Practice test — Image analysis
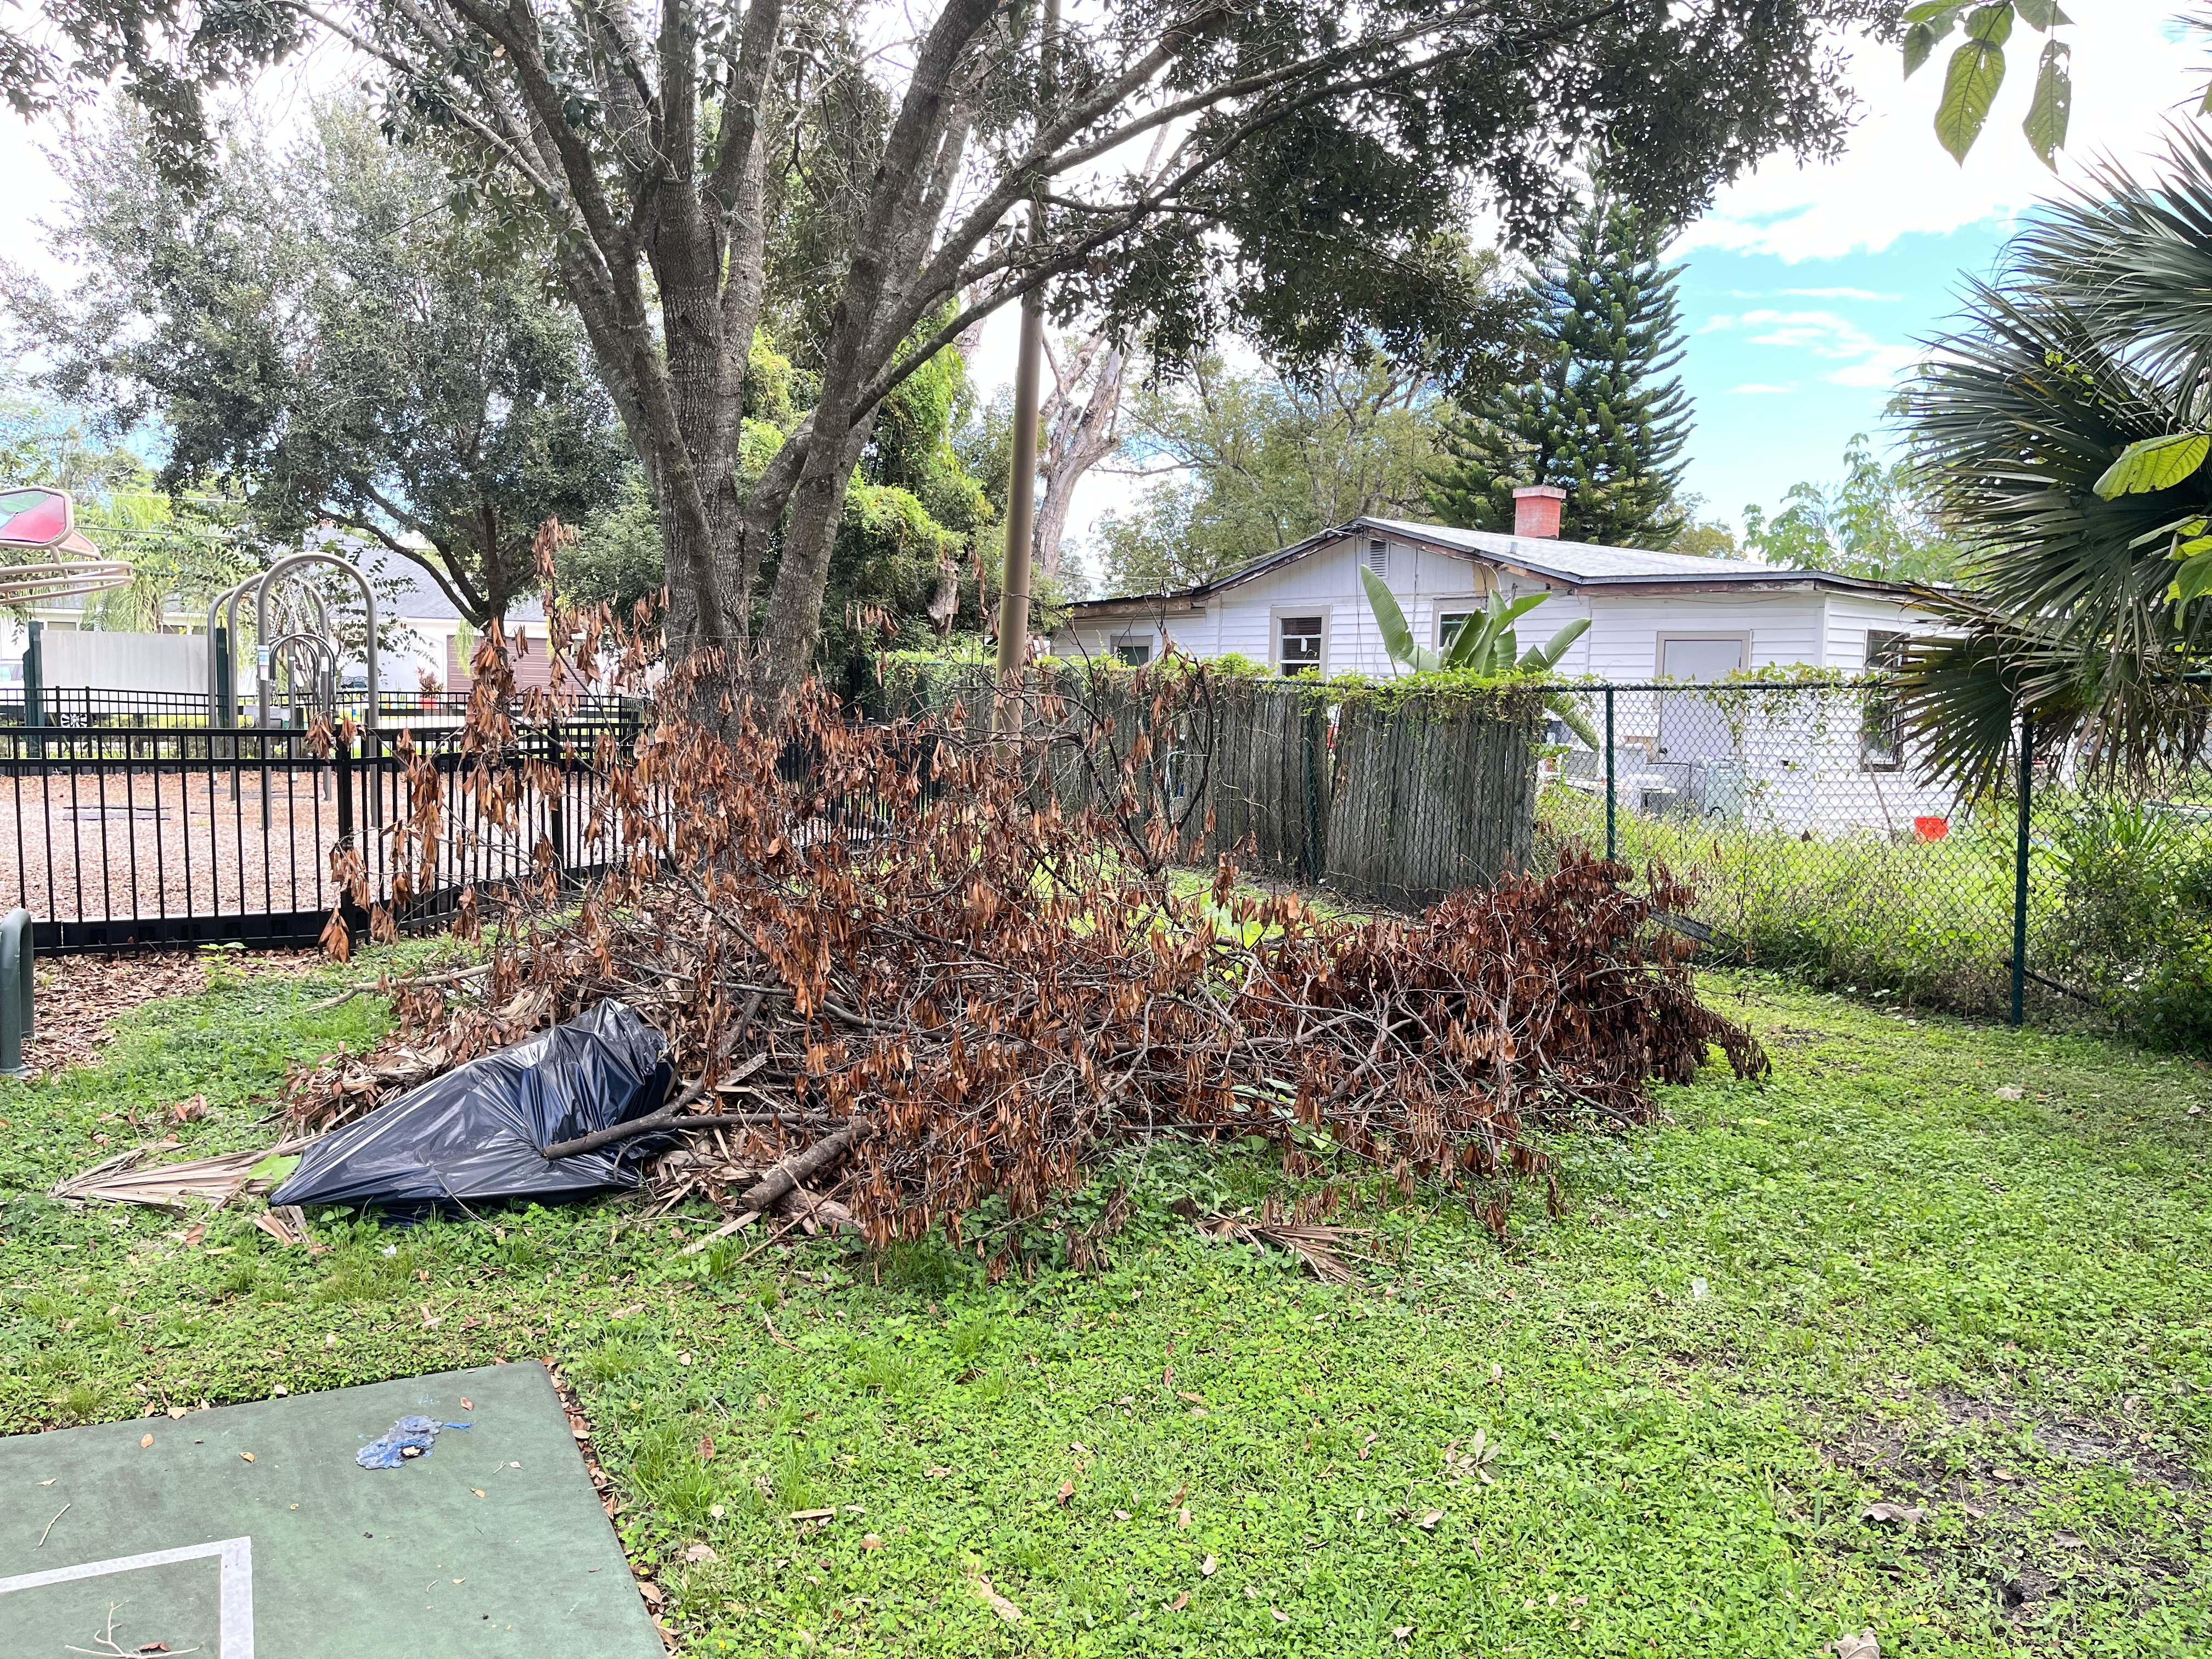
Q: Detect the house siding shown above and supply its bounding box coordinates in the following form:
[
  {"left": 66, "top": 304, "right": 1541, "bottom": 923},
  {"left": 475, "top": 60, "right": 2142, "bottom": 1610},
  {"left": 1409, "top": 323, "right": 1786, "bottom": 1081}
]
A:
[
  {"left": 1051, "top": 527, "right": 1967, "bottom": 837},
  {"left": 1053, "top": 532, "right": 1930, "bottom": 682}
]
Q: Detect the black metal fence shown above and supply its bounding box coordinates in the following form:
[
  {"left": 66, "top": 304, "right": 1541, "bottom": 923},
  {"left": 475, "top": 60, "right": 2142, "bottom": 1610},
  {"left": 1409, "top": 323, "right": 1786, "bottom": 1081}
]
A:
[
  {"left": 1538, "top": 680, "right": 2212, "bottom": 1050},
  {"left": 0, "top": 710, "right": 647, "bottom": 951},
  {"left": 0, "top": 687, "right": 639, "bottom": 729}
]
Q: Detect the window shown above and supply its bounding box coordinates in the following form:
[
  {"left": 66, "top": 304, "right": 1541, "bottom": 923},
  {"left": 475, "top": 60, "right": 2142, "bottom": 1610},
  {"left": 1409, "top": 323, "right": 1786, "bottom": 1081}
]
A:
[
  {"left": 1861, "top": 629, "right": 1907, "bottom": 772},
  {"left": 1363, "top": 539, "right": 1391, "bottom": 579},
  {"left": 1278, "top": 614, "right": 1324, "bottom": 676},
  {"left": 1655, "top": 635, "right": 1750, "bottom": 763},
  {"left": 1113, "top": 639, "right": 1152, "bottom": 667},
  {"left": 1438, "top": 611, "right": 1473, "bottom": 651}
]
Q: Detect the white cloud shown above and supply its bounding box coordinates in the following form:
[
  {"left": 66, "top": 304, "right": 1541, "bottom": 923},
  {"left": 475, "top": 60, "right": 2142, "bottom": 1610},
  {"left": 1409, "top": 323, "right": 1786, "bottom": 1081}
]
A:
[
  {"left": 1729, "top": 308, "right": 1880, "bottom": 357},
  {"left": 1674, "top": 8, "right": 2205, "bottom": 262},
  {"left": 1726, "top": 382, "right": 1799, "bottom": 395},
  {"left": 1824, "top": 346, "right": 1925, "bottom": 389},
  {"left": 1702, "top": 309, "right": 1923, "bottom": 394},
  {"left": 1779, "top": 286, "right": 1905, "bottom": 301}
]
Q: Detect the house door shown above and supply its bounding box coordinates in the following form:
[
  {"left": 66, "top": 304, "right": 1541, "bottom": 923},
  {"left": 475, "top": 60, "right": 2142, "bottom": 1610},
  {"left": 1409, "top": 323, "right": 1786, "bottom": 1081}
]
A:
[{"left": 1657, "top": 636, "right": 1745, "bottom": 766}]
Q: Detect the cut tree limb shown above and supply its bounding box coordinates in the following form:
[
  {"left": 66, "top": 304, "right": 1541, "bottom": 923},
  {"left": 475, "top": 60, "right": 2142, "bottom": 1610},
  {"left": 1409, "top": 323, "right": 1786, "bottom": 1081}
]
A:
[
  {"left": 737, "top": 1120, "right": 869, "bottom": 1215},
  {"left": 312, "top": 963, "right": 492, "bottom": 1011},
  {"left": 676, "top": 1121, "right": 871, "bottom": 1254},
  {"left": 539, "top": 1048, "right": 772, "bottom": 1160}
]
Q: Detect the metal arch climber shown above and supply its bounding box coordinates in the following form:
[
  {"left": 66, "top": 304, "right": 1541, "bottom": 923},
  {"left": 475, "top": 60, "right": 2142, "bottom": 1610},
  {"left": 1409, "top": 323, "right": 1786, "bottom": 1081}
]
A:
[
  {"left": 204, "top": 552, "right": 380, "bottom": 738},
  {"left": 204, "top": 552, "right": 384, "bottom": 829}
]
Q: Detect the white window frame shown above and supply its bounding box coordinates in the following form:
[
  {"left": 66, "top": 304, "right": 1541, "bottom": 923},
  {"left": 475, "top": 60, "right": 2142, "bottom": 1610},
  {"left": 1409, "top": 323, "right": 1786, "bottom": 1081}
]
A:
[
  {"left": 1271, "top": 607, "right": 1329, "bottom": 676},
  {"left": 1654, "top": 631, "right": 1753, "bottom": 681},
  {"left": 1110, "top": 630, "right": 1155, "bottom": 667},
  {"left": 1431, "top": 596, "right": 1486, "bottom": 654},
  {"left": 1860, "top": 628, "right": 1909, "bottom": 772}
]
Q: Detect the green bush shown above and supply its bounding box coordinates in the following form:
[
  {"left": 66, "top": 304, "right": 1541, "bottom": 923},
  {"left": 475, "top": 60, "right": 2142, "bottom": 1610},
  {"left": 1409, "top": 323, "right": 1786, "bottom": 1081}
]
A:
[{"left": 2040, "top": 800, "right": 2212, "bottom": 1048}]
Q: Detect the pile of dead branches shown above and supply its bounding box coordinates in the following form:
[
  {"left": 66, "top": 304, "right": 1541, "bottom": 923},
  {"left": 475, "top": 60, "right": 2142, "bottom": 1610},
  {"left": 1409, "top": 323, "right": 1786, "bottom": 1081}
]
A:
[{"left": 293, "top": 652, "right": 1765, "bottom": 1246}]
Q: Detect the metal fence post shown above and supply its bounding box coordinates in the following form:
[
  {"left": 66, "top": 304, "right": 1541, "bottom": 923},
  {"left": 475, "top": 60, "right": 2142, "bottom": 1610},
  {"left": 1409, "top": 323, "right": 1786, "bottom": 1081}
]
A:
[
  {"left": 1604, "top": 684, "right": 1616, "bottom": 864},
  {"left": 2011, "top": 716, "right": 2033, "bottom": 1028},
  {"left": 0, "top": 907, "right": 33, "bottom": 1077},
  {"left": 23, "top": 619, "right": 42, "bottom": 753}
]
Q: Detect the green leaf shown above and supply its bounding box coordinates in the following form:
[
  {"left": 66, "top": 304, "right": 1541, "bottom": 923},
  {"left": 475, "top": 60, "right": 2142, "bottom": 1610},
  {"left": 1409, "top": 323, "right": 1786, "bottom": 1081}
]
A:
[
  {"left": 2171, "top": 551, "right": 2212, "bottom": 607},
  {"left": 1547, "top": 693, "right": 1602, "bottom": 751},
  {"left": 1903, "top": 8, "right": 1963, "bottom": 77},
  {"left": 1441, "top": 607, "right": 1493, "bottom": 671},
  {"left": 1517, "top": 617, "right": 1592, "bottom": 674},
  {"left": 1936, "top": 7, "right": 2014, "bottom": 163},
  {"left": 2012, "top": 0, "right": 2063, "bottom": 29},
  {"left": 1904, "top": 22, "right": 1940, "bottom": 77},
  {"left": 1901, "top": 0, "right": 1966, "bottom": 20},
  {"left": 1490, "top": 594, "right": 1548, "bottom": 631},
  {"left": 2093, "top": 431, "right": 2212, "bottom": 499},
  {"left": 1359, "top": 565, "right": 1437, "bottom": 673},
  {"left": 2022, "top": 38, "right": 2071, "bottom": 168}
]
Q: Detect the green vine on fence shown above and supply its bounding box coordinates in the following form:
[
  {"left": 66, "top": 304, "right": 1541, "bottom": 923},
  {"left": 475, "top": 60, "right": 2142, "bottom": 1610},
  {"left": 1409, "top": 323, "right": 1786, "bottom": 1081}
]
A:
[{"left": 881, "top": 648, "right": 1553, "bottom": 727}]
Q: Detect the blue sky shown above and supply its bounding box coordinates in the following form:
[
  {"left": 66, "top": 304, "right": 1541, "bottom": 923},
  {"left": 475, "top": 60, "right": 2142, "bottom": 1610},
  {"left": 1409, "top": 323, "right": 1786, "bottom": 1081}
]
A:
[
  {"left": 1671, "top": 227, "right": 2011, "bottom": 529},
  {"left": 2, "top": 8, "right": 2205, "bottom": 557},
  {"left": 1663, "top": 5, "right": 2205, "bottom": 538}
]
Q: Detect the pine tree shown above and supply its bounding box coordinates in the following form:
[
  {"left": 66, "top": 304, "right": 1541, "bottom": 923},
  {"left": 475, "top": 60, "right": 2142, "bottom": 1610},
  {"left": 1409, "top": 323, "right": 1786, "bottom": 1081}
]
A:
[{"left": 1424, "top": 195, "right": 1693, "bottom": 548}]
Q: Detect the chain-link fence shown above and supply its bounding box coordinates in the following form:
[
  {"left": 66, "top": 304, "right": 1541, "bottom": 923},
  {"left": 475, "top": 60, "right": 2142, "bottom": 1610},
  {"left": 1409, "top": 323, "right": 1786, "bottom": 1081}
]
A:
[{"left": 1538, "top": 680, "right": 2212, "bottom": 1049}]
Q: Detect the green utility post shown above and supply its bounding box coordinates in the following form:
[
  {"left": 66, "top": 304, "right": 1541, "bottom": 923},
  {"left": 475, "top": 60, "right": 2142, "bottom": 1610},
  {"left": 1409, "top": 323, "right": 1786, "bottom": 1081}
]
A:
[
  {"left": 2010, "top": 717, "right": 2033, "bottom": 1028},
  {"left": 0, "top": 906, "right": 34, "bottom": 1077},
  {"left": 213, "top": 623, "right": 232, "bottom": 725},
  {"left": 22, "top": 618, "right": 42, "bottom": 743},
  {"left": 1604, "top": 685, "right": 1616, "bottom": 863}
]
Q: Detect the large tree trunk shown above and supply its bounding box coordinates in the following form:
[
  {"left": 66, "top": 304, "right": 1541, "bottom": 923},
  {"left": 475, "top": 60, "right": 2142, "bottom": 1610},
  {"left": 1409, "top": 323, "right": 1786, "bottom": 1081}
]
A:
[{"left": 1034, "top": 340, "right": 1126, "bottom": 583}]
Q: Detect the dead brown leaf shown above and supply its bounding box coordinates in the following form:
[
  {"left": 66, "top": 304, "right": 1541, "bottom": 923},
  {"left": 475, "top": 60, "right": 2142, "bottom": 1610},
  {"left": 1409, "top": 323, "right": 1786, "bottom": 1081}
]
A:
[
  {"left": 1861, "top": 1501, "right": 1925, "bottom": 1525},
  {"left": 968, "top": 1568, "right": 1022, "bottom": 1623}
]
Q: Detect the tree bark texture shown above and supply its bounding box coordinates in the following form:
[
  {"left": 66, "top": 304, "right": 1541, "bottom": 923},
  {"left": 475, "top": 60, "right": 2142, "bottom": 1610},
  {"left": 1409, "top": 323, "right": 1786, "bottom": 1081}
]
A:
[{"left": 283, "top": 0, "right": 1843, "bottom": 699}]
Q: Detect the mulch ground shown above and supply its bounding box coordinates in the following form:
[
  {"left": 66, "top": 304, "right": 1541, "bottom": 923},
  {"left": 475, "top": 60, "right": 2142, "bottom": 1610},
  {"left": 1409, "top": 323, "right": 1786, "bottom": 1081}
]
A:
[{"left": 22, "top": 949, "right": 328, "bottom": 1077}]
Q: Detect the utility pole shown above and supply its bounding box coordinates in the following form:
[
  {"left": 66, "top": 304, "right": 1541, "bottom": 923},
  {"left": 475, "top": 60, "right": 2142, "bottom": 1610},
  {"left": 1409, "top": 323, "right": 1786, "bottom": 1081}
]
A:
[{"left": 993, "top": 0, "right": 1059, "bottom": 736}]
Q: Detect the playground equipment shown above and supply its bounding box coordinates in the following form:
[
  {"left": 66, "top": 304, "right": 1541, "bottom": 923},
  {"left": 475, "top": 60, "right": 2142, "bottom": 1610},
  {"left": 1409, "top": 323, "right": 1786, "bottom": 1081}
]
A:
[
  {"left": 204, "top": 552, "right": 380, "bottom": 735},
  {"left": 204, "top": 552, "right": 382, "bottom": 828},
  {"left": 0, "top": 487, "right": 133, "bottom": 606}
]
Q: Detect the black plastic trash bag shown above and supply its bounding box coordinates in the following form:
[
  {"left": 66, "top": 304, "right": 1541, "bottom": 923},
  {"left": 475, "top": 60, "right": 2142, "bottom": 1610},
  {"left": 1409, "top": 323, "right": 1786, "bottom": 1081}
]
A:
[{"left": 273, "top": 1000, "right": 675, "bottom": 1211}]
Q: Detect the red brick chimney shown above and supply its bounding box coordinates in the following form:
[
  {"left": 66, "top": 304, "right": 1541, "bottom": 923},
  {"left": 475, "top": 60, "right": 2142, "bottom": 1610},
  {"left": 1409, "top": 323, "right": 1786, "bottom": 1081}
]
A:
[{"left": 1513, "top": 484, "right": 1566, "bottom": 539}]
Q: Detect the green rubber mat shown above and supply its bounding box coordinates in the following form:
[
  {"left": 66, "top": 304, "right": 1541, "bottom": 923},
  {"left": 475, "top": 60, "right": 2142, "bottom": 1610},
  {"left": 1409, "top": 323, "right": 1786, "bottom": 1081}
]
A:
[{"left": 0, "top": 1361, "right": 664, "bottom": 1657}]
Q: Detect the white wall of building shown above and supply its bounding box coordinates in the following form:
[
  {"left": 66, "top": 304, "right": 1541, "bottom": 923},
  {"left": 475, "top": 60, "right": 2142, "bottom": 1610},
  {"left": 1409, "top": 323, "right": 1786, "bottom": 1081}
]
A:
[
  {"left": 41, "top": 629, "right": 210, "bottom": 694},
  {"left": 1052, "top": 530, "right": 1961, "bottom": 836},
  {"left": 1053, "top": 532, "right": 1932, "bottom": 682}
]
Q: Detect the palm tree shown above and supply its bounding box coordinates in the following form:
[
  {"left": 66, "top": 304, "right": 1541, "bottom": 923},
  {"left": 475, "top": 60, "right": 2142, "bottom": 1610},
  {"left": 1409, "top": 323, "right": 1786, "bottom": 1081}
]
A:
[{"left": 1897, "top": 127, "right": 2212, "bottom": 789}]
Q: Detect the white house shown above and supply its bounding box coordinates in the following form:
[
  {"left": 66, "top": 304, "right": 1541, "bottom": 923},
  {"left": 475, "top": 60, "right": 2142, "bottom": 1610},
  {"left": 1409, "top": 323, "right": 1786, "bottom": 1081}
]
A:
[{"left": 1053, "top": 487, "right": 1961, "bottom": 836}]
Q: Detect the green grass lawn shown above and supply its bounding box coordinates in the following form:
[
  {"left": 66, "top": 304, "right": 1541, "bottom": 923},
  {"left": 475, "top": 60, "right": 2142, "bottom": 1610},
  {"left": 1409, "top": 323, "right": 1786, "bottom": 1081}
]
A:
[{"left": 3, "top": 954, "right": 2209, "bottom": 1656}]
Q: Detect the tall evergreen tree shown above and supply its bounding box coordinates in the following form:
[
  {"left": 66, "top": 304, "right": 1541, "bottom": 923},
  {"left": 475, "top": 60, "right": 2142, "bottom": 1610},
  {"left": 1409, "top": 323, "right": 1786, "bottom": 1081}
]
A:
[{"left": 1424, "top": 196, "right": 1694, "bottom": 548}]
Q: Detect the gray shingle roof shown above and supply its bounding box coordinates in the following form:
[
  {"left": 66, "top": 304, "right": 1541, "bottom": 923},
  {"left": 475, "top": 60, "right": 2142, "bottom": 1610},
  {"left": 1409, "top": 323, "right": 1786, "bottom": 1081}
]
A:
[
  {"left": 1359, "top": 518, "right": 1799, "bottom": 582},
  {"left": 1067, "top": 516, "right": 1917, "bottom": 615}
]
